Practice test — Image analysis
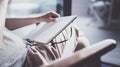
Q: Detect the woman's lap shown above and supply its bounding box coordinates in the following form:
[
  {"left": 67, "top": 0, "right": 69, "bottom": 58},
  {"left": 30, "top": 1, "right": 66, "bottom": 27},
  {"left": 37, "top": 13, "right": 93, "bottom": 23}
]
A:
[{"left": 23, "top": 24, "right": 89, "bottom": 67}]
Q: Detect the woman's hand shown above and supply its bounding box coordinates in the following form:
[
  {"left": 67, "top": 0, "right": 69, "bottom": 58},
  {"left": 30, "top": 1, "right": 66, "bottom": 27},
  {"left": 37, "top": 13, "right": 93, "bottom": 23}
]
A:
[
  {"left": 6, "top": 11, "right": 60, "bottom": 30},
  {"left": 36, "top": 11, "right": 60, "bottom": 22}
]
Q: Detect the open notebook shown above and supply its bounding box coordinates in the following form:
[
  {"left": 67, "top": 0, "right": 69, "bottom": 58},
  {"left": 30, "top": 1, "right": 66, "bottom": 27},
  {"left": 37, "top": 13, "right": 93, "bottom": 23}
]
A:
[{"left": 24, "top": 16, "right": 77, "bottom": 44}]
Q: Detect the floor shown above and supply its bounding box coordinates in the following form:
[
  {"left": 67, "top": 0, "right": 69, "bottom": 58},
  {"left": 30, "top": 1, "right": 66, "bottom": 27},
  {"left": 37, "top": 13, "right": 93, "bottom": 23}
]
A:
[{"left": 72, "top": 0, "right": 120, "bottom": 67}]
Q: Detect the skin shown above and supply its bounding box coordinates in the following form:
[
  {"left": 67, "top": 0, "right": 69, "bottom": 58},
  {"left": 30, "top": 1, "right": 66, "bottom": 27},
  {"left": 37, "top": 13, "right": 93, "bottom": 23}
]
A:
[{"left": 6, "top": 11, "right": 60, "bottom": 30}]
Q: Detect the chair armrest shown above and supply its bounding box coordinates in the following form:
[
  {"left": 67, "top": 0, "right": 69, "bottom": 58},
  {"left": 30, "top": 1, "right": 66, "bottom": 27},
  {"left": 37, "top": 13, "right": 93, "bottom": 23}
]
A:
[{"left": 44, "top": 39, "right": 116, "bottom": 67}]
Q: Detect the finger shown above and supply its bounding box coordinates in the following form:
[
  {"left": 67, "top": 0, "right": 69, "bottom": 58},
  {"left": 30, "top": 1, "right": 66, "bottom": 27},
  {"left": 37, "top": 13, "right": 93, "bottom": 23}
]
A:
[
  {"left": 49, "top": 14, "right": 60, "bottom": 22},
  {"left": 49, "top": 11, "right": 60, "bottom": 18},
  {"left": 49, "top": 17, "right": 59, "bottom": 22},
  {"left": 53, "top": 13, "right": 60, "bottom": 18}
]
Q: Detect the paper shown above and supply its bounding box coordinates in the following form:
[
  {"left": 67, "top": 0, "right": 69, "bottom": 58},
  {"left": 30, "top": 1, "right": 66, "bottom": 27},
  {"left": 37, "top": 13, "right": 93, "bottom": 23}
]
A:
[{"left": 25, "top": 16, "right": 77, "bottom": 44}]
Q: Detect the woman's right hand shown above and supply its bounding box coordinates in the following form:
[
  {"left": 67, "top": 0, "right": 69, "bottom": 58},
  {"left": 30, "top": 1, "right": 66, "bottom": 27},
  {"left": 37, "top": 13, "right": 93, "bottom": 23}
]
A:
[{"left": 36, "top": 11, "right": 60, "bottom": 23}]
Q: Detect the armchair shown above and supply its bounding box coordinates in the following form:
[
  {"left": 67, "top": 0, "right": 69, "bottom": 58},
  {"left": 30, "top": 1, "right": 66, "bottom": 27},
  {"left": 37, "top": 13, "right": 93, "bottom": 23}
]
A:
[
  {"left": 8, "top": 21, "right": 116, "bottom": 67},
  {"left": 44, "top": 39, "right": 116, "bottom": 67}
]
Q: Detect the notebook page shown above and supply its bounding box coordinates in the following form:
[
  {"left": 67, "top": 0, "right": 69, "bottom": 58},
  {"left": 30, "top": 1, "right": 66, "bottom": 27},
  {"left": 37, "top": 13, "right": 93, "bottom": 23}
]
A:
[{"left": 25, "top": 16, "right": 77, "bottom": 44}]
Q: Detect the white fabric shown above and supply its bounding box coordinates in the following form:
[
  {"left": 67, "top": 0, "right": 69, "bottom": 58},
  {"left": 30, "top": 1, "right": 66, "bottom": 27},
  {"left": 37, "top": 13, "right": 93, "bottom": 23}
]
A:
[{"left": 0, "top": 29, "right": 27, "bottom": 67}]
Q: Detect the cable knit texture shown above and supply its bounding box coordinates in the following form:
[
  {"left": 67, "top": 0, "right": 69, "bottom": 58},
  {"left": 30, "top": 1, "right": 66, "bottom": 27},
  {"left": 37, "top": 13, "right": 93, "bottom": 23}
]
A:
[{"left": 0, "top": 29, "right": 27, "bottom": 67}]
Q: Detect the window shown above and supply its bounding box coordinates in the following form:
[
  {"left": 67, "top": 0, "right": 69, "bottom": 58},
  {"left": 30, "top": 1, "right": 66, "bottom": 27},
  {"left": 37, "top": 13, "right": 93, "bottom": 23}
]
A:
[
  {"left": 7, "top": 0, "right": 57, "bottom": 17},
  {"left": 7, "top": 0, "right": 72, "bottom": 17}
]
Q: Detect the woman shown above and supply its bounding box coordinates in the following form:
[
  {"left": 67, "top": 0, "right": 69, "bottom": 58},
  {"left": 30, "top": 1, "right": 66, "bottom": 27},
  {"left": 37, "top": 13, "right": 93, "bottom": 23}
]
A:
[{"left": 0, "top": 0, "right": 89, "bottom": 67}]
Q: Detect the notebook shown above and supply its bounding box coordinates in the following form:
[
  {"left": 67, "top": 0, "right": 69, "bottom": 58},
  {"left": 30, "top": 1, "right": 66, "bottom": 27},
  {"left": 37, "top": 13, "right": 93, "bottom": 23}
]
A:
[{"left": 25, "top": 16, "right": 77, "bottom": 44}]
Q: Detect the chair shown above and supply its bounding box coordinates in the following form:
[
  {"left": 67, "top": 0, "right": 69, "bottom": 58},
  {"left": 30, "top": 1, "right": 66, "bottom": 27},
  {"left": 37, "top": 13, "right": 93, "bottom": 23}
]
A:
[{"left": 44, "top": 39, "right": 116, "bottom": 67}]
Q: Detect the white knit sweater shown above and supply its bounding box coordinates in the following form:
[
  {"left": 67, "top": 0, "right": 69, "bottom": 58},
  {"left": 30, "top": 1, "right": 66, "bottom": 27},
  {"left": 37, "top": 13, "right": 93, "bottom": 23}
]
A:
[{"left": 0, "top": 29, "right": 27, "bottom": 67}]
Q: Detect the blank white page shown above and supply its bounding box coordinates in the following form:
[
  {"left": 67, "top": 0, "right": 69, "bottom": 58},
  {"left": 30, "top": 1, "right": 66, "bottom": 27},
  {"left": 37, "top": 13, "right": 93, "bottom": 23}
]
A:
[{"left": 25, "top": 16, "right": 77, "bottom": 44}]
